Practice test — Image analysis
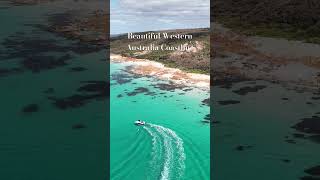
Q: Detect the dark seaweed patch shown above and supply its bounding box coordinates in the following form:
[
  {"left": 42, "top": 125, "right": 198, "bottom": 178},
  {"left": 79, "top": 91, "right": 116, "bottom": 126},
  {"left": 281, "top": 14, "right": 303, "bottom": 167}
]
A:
[
  {"left": 49, "top": 95, "right": 88, "bottom": 109},
  {"left": 49, "top": 81, "right": 108, "bottom": 110},
  {"left": 300, "top": 176, "right": 320, "bottom": 180},
  {"left": 201, "top": 98, "right": 210, "bottom": 106},
  {"left": 111, "top": 73, "right": 134, "bottom": 85},
  {"left": 213, "top": 73, "right": 248, "bottom": 89},
  {"left": 77, "top": 81, "right": 108, "bottom": 95},
  {"left": 292, "top": 116, "right": 320, "bottom": 134},
  {"left": 183, "top": 88, "right": 193, "bottom": 92},
  {"left": 282, "top": 97, "right": 289, "bottom": 100},
  {"left": 235, "top": 145, "right": 253, "bottom": 151},
  {"left": 312, "top": 97, "right": 320, "bottom": 100},
  {"left": 217, "top": 100, "right": 240, "bottom": 105},
  {"left": 292, "top": 133, "right": 306, "bottom": 138},
  {"left": 22, "top": 54, "right": 70, "bottom": 73},
  {"left": 309, "top": 135, "right": 320, "bottom": 143},
  {"left": 2, "top": 33, "right": 69, "bottom": 58},
  {"left": 232, "top": 85, "right": 267, "bottom": 95},
  {"left": 304, "top": 166, "right": 320, "bottom": 177},
  {"left": 201, "top": 114, "right": 218, "bottom": 124},
  {"left": 1, "top": 31, "right": 102, "bottom": 72},
  {"left": 22, "top": 104, "right": 39, "bottom": 113},
  {"left": 202, "top": 114, "right": 212, "bottom": 123},
  {"left": 72, "top": 123, "right": 86, "bottom": 130},
  {"left": 152, "top": 82, "right": 185, "bottom": 92},
  {"left": 126, "top": 87, "right": 156, "bottom": 96},
  {"left": 0, "top": 33, "right": 80, "bottom": 72},
  {"left": 282, "top": 159, "right": 291, "bottom": 163},
  {"left": 204, "top": 114, "right": 211, "bottom": 121},
  {"left": 117, "top": 94, "right": 123, "bottom": 98}
]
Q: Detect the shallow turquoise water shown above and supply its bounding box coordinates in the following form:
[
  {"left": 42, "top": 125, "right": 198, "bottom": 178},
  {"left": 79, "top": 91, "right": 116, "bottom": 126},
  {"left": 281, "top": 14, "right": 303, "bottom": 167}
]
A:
[
  {"left": 0, "top": 1, "right": 107, "bottom": 179},
  {"left": 110, "top": 62, "right": 210, "bottom": 180}
]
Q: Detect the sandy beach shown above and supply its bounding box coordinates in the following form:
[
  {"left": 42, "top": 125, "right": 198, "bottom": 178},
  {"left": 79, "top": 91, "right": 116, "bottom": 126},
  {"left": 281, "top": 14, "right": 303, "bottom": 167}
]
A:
[
  {"left": 213, "top": 23, "right": 320, "bottom": 92},
  {"left": 111, "top": 54, "right": 210, "bottom": 90}
]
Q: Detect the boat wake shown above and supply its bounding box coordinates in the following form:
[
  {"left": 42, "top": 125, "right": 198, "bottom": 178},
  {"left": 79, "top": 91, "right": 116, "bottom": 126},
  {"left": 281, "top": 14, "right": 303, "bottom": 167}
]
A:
[{"left": 143, "top": 123, "right": 186, "bottom": 180}]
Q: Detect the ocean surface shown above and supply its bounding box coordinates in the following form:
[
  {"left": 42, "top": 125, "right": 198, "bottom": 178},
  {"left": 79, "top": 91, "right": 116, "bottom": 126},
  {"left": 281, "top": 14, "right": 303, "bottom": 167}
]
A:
[
  {"left": 213, "top": 80, "right": 320, "bottom": 180},
  {"left": 110, "top": 62, "right": 210, "bottom": 180},
  {"left": 0, "top": 1, "right": 107, "bottom": 179}
]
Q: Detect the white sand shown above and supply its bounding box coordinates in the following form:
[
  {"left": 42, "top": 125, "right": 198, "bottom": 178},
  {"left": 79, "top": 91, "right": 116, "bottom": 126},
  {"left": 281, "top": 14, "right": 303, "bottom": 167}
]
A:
[{"left": 111, "top": 54, "right": 210, "bottom": 90}]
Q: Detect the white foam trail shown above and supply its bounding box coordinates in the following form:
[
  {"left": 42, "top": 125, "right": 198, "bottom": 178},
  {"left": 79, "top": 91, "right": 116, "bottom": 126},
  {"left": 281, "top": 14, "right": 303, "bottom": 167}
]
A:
[
  {"left": 155, "top": 125, "right": 173, "bottom": 180},
  {"left": 160, "top": 126, "right": 186, "bottom": 179},
  {"left": 143, "top": 126, "right": 161, "bottom": 175},
  {"left": 144, "top": 123, "right": 186, "bottom": 180}
]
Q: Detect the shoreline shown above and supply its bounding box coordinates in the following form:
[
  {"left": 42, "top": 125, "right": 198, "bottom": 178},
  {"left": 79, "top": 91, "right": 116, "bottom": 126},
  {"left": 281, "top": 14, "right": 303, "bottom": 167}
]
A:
[
  {"left": 213, "top": 23, "right": 320, "bottom": 92},
  {"left": 111, "top": 54, "right": 210, "bottom": 91}
]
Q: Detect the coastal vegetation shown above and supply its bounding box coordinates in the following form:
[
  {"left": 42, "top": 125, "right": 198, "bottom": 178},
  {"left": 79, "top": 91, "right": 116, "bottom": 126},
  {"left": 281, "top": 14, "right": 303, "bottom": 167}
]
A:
[
  {"left": 212, "top": 0, "right": 320, "bottom": 91},
  {"left": 111, "top": 28, "right": 210, "bottom": 74},
  {"left": 10, "top": 0, "right": 55, "bottom": 5},
  {"left": 47, "top": 10, "right": 108, "bottom": 45},
  {"left": 213, "top": 0, "right": 320, "bottom": 43}
]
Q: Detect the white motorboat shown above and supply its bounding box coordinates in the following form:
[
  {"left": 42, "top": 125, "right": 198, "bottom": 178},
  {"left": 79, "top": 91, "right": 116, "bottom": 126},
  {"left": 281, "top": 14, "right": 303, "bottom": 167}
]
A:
[{"left": 134, "top": 120, "right": 146, "bottom": 126}]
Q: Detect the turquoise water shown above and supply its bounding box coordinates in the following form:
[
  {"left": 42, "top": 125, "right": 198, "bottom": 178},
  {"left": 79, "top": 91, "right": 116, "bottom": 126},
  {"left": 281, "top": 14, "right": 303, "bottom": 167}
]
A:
[
  {"left": 110, "top": 62, "right": 210, "bottom": 180},
  {"left": 213, "top": 81, "right": 320, "bottom": 179},
  {"left": 0, "top": 1, "right": 107, "bottom": 179}
]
